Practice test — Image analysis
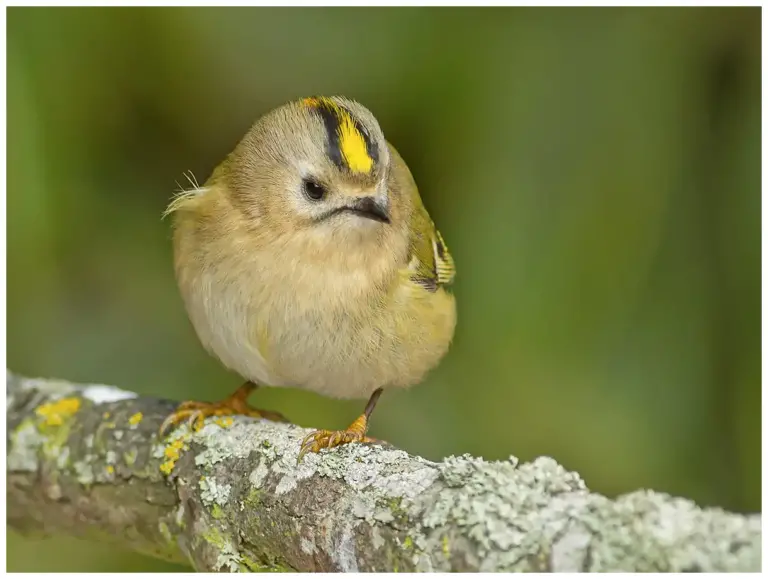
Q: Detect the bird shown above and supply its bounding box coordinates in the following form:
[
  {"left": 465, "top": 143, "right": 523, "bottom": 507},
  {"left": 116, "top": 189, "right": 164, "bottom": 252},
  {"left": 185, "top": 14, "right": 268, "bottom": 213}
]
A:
[{"left": 159, "top": 95, "right": 456, "bottom": 461}]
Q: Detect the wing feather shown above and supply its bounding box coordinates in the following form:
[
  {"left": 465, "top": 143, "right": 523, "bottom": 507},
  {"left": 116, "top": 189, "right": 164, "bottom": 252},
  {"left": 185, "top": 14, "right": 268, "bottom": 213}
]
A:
[{"left": 388, "top": 143, "right": 455, "bottom": 292}]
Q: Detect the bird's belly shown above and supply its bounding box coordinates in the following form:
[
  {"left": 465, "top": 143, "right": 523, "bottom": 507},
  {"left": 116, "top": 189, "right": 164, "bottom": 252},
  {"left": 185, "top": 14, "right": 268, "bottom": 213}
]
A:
[
  {"left": 264, "top": 286, "right": 457, "bottom": 399},
  {"left": 184, "top": 283, "right": 284, "bottom": 388},
  {"left": 184, "top": 270, "right": 456, "bottom": 400},
  {"left": 265, "top": 311, "right": 393, "bottom": 399}
]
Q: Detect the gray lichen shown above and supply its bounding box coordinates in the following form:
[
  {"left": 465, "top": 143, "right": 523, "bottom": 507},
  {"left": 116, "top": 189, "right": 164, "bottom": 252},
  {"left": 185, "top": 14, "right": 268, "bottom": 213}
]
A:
[
  {"left": 249, "top": 461, "right": 269, "bottom": 489},
  {"left": 420, "top": 454, "right": 589, "bottom": 570},
  {"left": 8, "top": 419, "right": 44, "bottom": 472},
  {"left": 199, "top": 476, "right": 232, "bottom": 508},
  {"left": 6, "top": 371, "right": 762, "bottom": 573},
  {"left": 199, "top": 525, "right": 242, "bottom": 572},
  {"left": 73, "top": 458, "right": 95, "bottom": 486},
  {"left": 215, "top": 538, "right": 242, "bottom": 572},
  {"left": 300, "top": 536, "right": 317, "bottom": 555},
  {"left": 55, "top": 446, "right": 71, "bottom": 470},
  {"left": 81, "top": 384, "right": 137, "bottom": 404},
  {"left": 172, "top": 411, "right": 761, "bottom": 572}
]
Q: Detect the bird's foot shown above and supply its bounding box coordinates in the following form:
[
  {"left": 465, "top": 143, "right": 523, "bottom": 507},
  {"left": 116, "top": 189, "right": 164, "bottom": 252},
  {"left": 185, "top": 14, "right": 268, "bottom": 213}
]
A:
[
  {"left": 297, "top": 414, "right": 381, "bottom": 463},
  {"left": 159, "top": 383, "right": 287, "bottom": 437}
]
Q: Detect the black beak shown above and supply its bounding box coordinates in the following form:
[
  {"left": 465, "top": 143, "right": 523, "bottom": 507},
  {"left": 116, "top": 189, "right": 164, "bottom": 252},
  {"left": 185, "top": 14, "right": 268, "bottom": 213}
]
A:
[{"left": 341, "top": 197, "right": 390, "bottom": 223}]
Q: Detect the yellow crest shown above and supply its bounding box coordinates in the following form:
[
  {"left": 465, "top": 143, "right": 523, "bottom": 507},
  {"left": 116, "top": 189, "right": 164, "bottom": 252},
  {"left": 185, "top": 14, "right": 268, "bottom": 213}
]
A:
[{"left": 302, "top": 96, "right": 374, "bottom": 174}]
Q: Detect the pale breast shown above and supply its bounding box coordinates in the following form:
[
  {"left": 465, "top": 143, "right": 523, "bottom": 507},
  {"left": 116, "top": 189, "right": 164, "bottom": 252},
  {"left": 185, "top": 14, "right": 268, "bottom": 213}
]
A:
[
  {"left": 180, "top": 254, "right": 456, "bottom": 400},
  {"left": 260, "top": 294, "right": 456, "bottom": 399},
  {"left": 181, "top": 267, "right": 286, "bottom": 388}
]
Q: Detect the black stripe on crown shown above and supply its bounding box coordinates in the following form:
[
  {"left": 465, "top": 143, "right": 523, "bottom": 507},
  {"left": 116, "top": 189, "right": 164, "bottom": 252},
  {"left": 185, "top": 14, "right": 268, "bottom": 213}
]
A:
[{"left": 305, "top": 97, "right": 379, "bottom": 172}]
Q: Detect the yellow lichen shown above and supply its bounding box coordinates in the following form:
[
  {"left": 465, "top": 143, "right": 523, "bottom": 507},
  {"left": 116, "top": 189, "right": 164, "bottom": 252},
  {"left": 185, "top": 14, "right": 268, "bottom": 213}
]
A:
[
  {"left": 211, "top": 504, "right": 224, "bottom": 519},
  {"left": 159, "top": 435, "right": 190, "bottom": 476},
  {"left": 160, "top": 461, "right": 175, "bottom": 476},
  {"left": 128, "top": 412, "right": 143, "bottom": 427},
  {"left": 106, "top": 465, "right": 115, "bottom": 475},
  {"left": 164, "top": 438, "right": 185, "bottom": 460},
  {"left": 123, "top": 449, "right": 138, "bottom": 466},
  {"left": 213, "top": 416, "right": 234, "bottom": 429},
  {"left": 36, "top": 398, "right": 81, "bottom": 427},
  {"left": 158, "top": 521, "right": 173, "bottom": 544}
]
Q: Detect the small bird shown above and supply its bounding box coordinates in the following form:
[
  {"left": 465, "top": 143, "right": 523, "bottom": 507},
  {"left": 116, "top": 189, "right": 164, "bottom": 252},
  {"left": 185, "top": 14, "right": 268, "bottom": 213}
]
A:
[{"left": 160, "top": 96, "right": 456, "bottom": 461}]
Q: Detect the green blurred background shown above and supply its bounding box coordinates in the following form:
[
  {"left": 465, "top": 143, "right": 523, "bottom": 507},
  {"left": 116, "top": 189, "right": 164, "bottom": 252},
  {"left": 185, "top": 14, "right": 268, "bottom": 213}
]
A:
[{"left": 7, "top": 6, "right": 760, "bottom": 572}]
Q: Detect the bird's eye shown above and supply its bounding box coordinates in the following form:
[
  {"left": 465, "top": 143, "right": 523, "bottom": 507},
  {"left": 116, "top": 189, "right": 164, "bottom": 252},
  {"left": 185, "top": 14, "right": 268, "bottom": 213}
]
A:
[{"left": 303, "top": 179, "right": 327, "bottom": 201}]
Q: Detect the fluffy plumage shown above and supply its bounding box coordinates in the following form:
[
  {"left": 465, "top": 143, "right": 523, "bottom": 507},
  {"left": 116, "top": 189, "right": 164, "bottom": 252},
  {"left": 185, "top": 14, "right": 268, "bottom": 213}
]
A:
[{"left": 167, "top": 96, "right": 456, "bottom": 402}]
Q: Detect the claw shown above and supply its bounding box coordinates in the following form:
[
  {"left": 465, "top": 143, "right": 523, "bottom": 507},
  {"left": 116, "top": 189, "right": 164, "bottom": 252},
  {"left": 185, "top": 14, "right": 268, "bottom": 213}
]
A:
[
  {"left": 159, "top": 409, "right": 194, "bottom": 437},
  {"left": 296, "top": 423, "right": 377, "bottom": 464},
  {"left": 188, "top": 410, "right": 204, "bottom": 432},
  {"left": 158, "top": 383, "right": 289, "bottom": 438}
]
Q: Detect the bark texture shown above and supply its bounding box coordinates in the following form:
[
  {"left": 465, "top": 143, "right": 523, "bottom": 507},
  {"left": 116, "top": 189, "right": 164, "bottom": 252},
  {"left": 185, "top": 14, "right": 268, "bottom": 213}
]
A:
[{"left": 6, "top": 371, "right": 761, "bottom": 572}]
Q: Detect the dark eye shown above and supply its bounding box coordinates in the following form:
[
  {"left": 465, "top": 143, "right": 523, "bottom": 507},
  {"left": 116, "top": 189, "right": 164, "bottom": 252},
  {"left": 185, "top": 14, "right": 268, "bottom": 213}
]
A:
[{"left": 303, "top": 179, "right": 327, "bottom": 201}]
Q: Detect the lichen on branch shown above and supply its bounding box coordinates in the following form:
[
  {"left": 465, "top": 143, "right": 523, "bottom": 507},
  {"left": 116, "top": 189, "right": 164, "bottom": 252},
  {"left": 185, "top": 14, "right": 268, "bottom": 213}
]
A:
[{"left": 6, "top": 371, "right": 762, "bottom": 572}]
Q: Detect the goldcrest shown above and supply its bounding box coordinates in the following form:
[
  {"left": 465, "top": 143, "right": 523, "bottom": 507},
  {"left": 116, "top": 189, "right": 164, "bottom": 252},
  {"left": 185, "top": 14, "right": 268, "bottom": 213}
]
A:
[{"left": 160, "top": 96, "right": 456, "bottom": 460}]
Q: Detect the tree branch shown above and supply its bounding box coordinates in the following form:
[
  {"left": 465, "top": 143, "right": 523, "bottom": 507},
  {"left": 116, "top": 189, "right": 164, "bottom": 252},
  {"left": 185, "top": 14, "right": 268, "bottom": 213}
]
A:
[{"left": 6, "top": 371, "right": 761, "bottom": 572}]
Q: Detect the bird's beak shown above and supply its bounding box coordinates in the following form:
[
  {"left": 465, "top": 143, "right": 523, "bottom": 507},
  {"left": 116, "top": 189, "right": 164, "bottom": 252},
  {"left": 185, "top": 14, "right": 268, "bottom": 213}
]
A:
[{"left": 344, "top": 196, "right": 390, "bottom": 224}]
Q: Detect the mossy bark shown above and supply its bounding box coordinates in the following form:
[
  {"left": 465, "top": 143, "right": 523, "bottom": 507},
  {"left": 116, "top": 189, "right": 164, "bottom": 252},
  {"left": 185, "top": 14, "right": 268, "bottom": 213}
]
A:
[{"left": 6, "top": 371, "right": 761, "bottom": 572}]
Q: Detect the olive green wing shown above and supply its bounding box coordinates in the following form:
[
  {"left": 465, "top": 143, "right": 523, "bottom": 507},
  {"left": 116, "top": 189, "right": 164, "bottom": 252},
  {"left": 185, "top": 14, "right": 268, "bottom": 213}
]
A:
[
  {"left": 388, "top": 143, "right": 455, "bottom": 292},
  {"left": 407, "top": 191, "right": 455, "bottom": 292}
]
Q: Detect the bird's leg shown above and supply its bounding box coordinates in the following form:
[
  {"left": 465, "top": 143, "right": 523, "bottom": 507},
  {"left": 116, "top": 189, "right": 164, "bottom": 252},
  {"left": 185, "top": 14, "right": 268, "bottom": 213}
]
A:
[
  {"left": 297, "top": 388, "right": 383, "bottom": 463},
  {"left": 159, "top": 381, "right": 288, "bottom": 436}
]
